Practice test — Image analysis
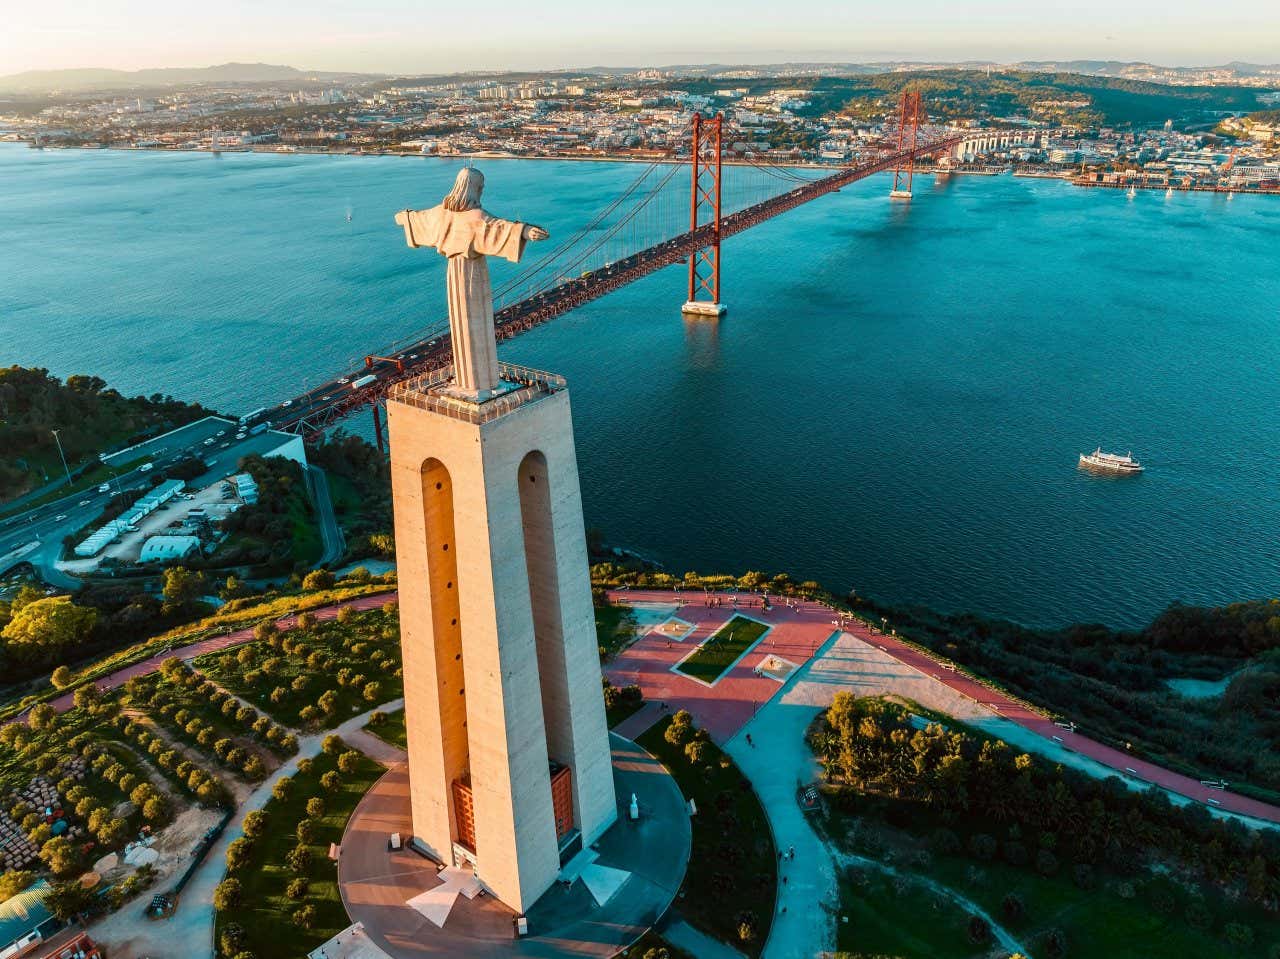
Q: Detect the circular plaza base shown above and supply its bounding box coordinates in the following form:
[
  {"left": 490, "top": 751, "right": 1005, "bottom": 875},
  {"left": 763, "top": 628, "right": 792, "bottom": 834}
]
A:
[{"left": 337, "top": 733, "right": 691, "bottom": 959}]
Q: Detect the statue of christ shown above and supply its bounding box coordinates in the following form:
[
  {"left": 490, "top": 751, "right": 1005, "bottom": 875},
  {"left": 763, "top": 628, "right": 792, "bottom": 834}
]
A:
[{"left": 395, "top": 167, "right": 549, "bottom": 400}]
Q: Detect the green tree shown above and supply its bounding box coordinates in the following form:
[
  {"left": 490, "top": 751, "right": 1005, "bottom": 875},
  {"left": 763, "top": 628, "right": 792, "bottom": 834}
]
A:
[
  {"left": 0, "top": 870, "right": 35, "bottom": 903},
  {"left": 2, "top": 597, "right": 97, "bottom": 663},
  {"left": 272, "top": 776, "right": 293, "bottom": 801},
  {"left": 213, "top": 878, "right": 243, "bottom": 912},
  {"left": 337, "top": 750, "right": 361, "bottom": 774},
  {"left": 50, "top": 665, "right": 73, "bottom": 689},
  {"left": 291, "top": 903, "right": 317, "bottom": 929},
  {"left": 322, "top": 734, "right": 345, "bottom": 755},
  {"left": 27, "top": 702, "right": 56, "bottom": 730},
  {"left": 225, "top": 837, "right": 255, "bottom": 873},
  {"left": 162, "top": 566, "right": 206, "bottom": 606},
  {"left": 41, "top": 880, "right": 94, "bottom": 921},
  {"left": 39, "top": 836, "right": 80, "bottom": 877},
  {"left": 287, "top": 844, "right": 313, "bottom": 874},
  {"left": 219, "top": 922, "right": 247, "bottom": 957},
  {"left": 305, "top": 797, "right": 325, "bottom": 819},
  {"left": 302, "top": 569, "right": 335, "bottom": 591}
]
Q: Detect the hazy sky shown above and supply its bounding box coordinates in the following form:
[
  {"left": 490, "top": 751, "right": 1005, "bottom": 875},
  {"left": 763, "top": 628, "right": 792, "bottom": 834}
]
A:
[{"left": 3, "top": 0, "right": 1276, "bottom": 75}]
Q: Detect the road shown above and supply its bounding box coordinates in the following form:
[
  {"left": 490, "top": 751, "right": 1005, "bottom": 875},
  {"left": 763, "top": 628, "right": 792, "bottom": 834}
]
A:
[
  {"left": 308, "top": 465, "right": 347, "bottom": 567},
  {"left": 0, "top": 415, "right": 307, "bottom": 586}
]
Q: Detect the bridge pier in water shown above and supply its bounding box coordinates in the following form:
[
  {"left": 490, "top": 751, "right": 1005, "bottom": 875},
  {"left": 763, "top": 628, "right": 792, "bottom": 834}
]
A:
[{"left": 682, "top": 112, "right": 727, "bottom": 319}]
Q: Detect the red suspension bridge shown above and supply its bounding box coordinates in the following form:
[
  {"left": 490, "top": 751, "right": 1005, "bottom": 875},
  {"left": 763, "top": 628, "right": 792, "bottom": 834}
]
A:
[{"left": 272, "top": 94, "right": 969, "bottom": 444}]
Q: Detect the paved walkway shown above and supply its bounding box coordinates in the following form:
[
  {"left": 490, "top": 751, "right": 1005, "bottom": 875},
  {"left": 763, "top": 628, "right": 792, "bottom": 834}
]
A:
[
  {"left": 724, "top": 634, "right": 838, "bottom": 959},
  {"left": 605, "top": 589, "right": 1280, "bottom": 826},
  {"left": 87, "top": 699, "right": 404, "bottom": 959}
]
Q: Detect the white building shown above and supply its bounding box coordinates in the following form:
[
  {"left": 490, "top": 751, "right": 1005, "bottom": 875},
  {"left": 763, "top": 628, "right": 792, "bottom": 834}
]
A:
[{"left": 139, "top": 534, "right": 201, "bottom": 563}]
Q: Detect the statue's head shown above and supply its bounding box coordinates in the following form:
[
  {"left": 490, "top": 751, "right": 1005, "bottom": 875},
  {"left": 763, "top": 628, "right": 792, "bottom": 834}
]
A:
[{"left": 443, "top": 167, "right": 484, "bottom": 212}]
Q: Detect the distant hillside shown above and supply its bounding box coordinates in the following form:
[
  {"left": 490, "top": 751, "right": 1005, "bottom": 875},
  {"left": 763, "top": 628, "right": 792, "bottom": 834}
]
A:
[
  {"left": 0, "top": 367, "right": 215, "bottom": 503},
  {"left": 0, "top": 62, "right": 372, "bottom": 94}
]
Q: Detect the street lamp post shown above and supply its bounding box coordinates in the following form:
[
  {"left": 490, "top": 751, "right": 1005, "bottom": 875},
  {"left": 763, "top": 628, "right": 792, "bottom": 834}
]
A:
[{"left": 51, "top": 430, "right": 73, "bottom": 487}]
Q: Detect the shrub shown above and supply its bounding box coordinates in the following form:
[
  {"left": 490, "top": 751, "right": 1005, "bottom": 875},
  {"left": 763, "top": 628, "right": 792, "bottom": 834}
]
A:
[
  {"left": 287, "top": 844, "right": 313, "bottom": 874},
  {"left": 1001, "top": 891, "right": 1025, "bottom": 921},
  {"left": 242, "top": 810, "right": 269, "bottom": 838},
  {"left": 664, "top": 723, "right": 692, "bottom": 747},
  {"left": 1044, "top": 927, "right": 1068, "bottom": 958},
  {"left": 297, "top": 611, "right": 317, "bottom": 630},
  {"left": 736, "top": 910, "right": 758, "bottom": 943},
  {"left": 50, "top": 665, "right": 73, "bottom": 689},
  {"left": 219, "top": 922, "right": 246, "bottom": 957},
  {"left": 1223, "top": 923, "right": 1254, "bottom": 948},
  {"left": 291, "top": 903, "right": 317, "bottom": 929},
  {"left": 968, "top": 834, "right": 997, "bottom": 862},
  {"left": 302, "top": 569, "right": 335, "bottom": 591},
  {"left": 684, "top": 740, "right": 710, "bottom": 764},
  {"left": 225, "top": 838, "right": 254, "bottom": 873},
  {"left": 213, "top": 878, "right": 243, "bottom": 911},
  {"left": 967, "top": 915, "right": 991, "bottom": 945}
]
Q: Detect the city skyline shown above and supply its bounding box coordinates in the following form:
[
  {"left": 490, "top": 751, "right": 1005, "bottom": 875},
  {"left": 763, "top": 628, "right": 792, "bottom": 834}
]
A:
[{"left": 4, "top": 0, "right": 1279, "bottom": 77}]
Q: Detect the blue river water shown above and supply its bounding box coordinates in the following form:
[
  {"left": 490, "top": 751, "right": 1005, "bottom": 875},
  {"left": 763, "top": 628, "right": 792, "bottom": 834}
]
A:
[{"left": 2, "top": 144, "right": 1278, "bottom": 628}]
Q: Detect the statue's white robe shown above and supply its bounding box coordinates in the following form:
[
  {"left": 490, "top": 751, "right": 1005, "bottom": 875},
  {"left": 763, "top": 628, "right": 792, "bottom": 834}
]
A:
[{"left": 395, "top": 205, "right": 528, "bottom": 397}]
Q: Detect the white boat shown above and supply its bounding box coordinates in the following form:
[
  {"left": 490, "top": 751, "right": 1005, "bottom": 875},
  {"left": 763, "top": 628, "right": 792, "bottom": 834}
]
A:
[
  {"left": 1079, "top": 448, "right": 1143, "bottom": 474},
  {"left": 1126, "top": 185, "right": 1137, "bottom": 198}
]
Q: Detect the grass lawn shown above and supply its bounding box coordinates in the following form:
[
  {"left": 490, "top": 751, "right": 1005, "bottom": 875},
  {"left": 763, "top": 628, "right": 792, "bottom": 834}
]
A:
[
  {"left": 674, "top": 615, "right": 769, "bottom": 684},
  {"left": 821, "top": 801, "right": 1280, "bottom": 959},
  {"left": 595, "top": 602, "right": 637, "bottom": 658},
  {"left": 836, "top": 870, "right": 986, "bottom": 959},
  {"left": 606, "top": 696, "right": 645, "bottom": 730},
  {"left": 215, "top": 747, "right": 384, "bottom": 956},
  {"left": 637, "top": 716, "right": 775, "bottom": 957},
  {"left": 365, "top": 707, "right": 407, "bottom": 750}
]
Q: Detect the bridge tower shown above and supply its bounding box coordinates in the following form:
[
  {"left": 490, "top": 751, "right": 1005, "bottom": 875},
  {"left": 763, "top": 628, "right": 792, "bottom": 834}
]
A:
[
  {"left": 682, "top": 112, "right": 726, "bottom": 318},
  {"left": 890, "top": 91, "right": 924, "bottom": 200}
]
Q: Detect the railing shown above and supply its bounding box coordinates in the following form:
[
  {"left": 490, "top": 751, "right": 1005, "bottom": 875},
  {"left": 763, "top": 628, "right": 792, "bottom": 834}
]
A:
[{"left": 388, "top": 362, "right": 566, "bottom": 425}]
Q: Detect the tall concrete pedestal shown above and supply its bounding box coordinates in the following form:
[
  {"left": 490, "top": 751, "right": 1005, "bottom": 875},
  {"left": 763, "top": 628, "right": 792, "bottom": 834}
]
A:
[{"left": 387, "top": 365, "right": 617, "bottom": 914}]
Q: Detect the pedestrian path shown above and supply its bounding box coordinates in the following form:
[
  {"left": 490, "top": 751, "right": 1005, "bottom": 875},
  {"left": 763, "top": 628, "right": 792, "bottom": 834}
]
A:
[{"left": 606, "top": 589, "right": 1280, "bottom": 827}]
